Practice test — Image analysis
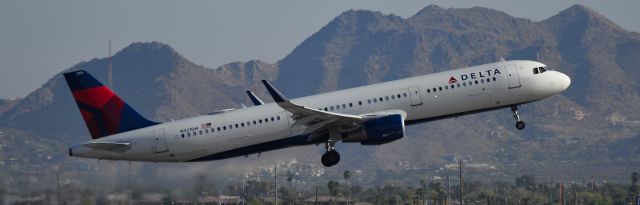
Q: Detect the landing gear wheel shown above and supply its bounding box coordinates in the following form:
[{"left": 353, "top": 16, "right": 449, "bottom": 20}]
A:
[
  {"left": 516, "top": 121, "right": 525, "bottom": 130},
  {"left": 321, "top": 150, "right": 340, "bottom": 167},
  {"left": 511, "top": 105, "right": 525, "bottom": 130}
]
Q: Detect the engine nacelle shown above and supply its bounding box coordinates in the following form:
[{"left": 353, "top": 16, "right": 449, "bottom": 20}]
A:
[{"left": 343, "top": 114, "right": 405, "bottom": 145}]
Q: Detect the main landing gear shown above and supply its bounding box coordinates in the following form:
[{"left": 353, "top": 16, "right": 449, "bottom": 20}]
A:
[
  {"left": 321, "top": 140, "right": 340, "bottom": 167},
  {"left": 511, "top": 105, "right": 525, "bottom": 130}
]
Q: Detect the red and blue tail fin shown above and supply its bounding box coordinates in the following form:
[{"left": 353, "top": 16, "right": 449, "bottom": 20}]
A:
[{"left": 63, "top": 70, "right": 159, "bottom": 139}]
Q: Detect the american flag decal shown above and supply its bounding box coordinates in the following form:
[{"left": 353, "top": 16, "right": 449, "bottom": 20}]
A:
[{"left": 201, "top": 122, "right": 212, "bottom": 129}]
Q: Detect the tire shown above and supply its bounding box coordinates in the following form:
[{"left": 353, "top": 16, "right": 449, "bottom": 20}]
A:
[
  {"left": 516, "top": 121, "right": 525, "bottom": 130},
  {"left": 321, "top": 150, "right": 341, "bottom": 167}
]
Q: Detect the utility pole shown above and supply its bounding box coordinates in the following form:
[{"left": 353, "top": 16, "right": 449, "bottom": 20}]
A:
[
  {"left": 425, "top": 179, "right": 429, "bottom": 205},
  {"left": 107, "top": 41, "right": 113, "bottom": 89},
  {"left": 56, "top": 167, "right": 61, "bottom": 205},
  {"left": 459, "top": 160, "right": 463, "bottom": 205},
  {"left": 445, "top": 176, "right": 450, "bottom": 205},
  {"left": 560, "top": 182, "right": 564, "bottom": 205},
  {"left": 274, "top": 164, "right": 277, "bottom": 205}
]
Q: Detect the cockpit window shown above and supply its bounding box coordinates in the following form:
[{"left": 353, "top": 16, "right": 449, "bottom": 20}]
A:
[
  {"left": 539, "top": 67, "right": 547, "bottom": 73},
  {"left": 533, "top": 67, "right": 539, "bottom": 74}
]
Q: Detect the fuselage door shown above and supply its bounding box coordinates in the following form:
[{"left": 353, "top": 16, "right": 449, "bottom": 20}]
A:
[
  {"left": 408, "top": 86, "right": 423, "bottom": 106},
  {"left": 506, "top": 65, "right": 521, "bottom": 89},
  {"left": 153, "top": 128, "right": 169, "bottom": 153}
]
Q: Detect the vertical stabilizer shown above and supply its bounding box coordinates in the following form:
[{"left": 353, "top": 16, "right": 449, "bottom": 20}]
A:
[{"left": 63, "top": 70, "right": 158, "bottom": 139}]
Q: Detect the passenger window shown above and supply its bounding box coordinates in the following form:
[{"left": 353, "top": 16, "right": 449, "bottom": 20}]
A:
[
  {"left": 264, "top": 118, "right": 268, "bottom": 122},
  {"left": 450, "top": 85, "right": 454, "bottom": 89},
  {"left": 241, "top": 123, "right": 245, "bottom": 127},
  {"left": 475, "top": 80, "right": 479, "bottom": 84},
  {"left": 457, "top": 83, "right": 460, "bottom": 88},
  {"left": 445, "top": 86, "right": 449, "bottom": 90},
  {"left": 397, "top": 94, "right": 401, "bottom": 98},
  {"left": 187, "top": 133, "right": 191, "bottom": 137},
  {"left": 426, "top": 89, "right": 430, "bottom": 93},
  {"left": 481, "top": 79, "right": 484, "bottom": 83},
  {"left": 342, "top": 104, "right": 346, "bottom": 109},
  {"left": 253, "top": 120, "right": 257, "bottom": 125},
  {"left": 217, "top": 127, "right": 221, "bottom": 131},
  {"left": 336, "top": 105, "right": 340, "bottom": 110},
  {"left": 533, "top": 67, "right": 539, "bottom": 74},
  {"left": 403, "top": 93, "right": 408, "bottom": 97},
  {"left": 181, "top": 134, "right": 185, "bottom": 138},
  {"left": 271, "top": 117, "right": 275, "bottom": 121},
  {"left": 324, "top": 107, "right": 328, "bottom": 111},
  {"left": 373, "top": 98, "right": 377, "bottom": 103},
  {"left": 199, "top": 130, "right": 203, "bottom": 135},
  {"left": 223, "top": 126, "right": 227, "bottom": 130},
  {"left": 277, "top": 116, "right": 281, "bottom": 120},
  {"left": 192, "top": 132, "right": 196, "bottom": 136},
  {"left": 463, "top": 82, "right": 466, "bottom": 86},
  {"left": 205, "top": 129, "right": 209, "bottom": 134},
  {"left": 487, "top": 78, "right": 491, "bottom": 82},
  {"left": 358, "top": 101, "right": 362, "bottom": 105},
  {"left": 493, "top": 77, "right": 496, "bottom": 81},
  {"left": 439, "top": 87, "right": 442, "bottom": 91},
  {"left": 211, "top": 128, "right": 215, "bottom": 133},
  {"left": 259, "top": 119, "right": 262, "bottom": 123},
  {"left": 385, "top": 96, "right": 389, "bottom": 101},
  {"left": 367, "top": 99, "right": 371, "bottom": 104},
  {"left": 379, "top": 97, "right": 383, "bottom": 102}
]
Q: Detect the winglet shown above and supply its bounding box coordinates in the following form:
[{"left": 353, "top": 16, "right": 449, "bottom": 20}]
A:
[
  {"left": 261, "top": 80, "right": 289, "bottom": 103},
  {"left": 246, "top": 90, "right": 264, "bottom": 105}
]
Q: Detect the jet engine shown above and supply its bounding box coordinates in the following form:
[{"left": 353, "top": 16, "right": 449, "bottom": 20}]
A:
[{"left": 342, "top": 114, "right": 405, "bottom": 145}]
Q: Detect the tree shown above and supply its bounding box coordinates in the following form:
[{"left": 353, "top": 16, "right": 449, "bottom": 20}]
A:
[
  {"left": 344, "top": 171, "right": 351, "bottom": 204},
  {"left": 515, "top": 175, "right": 537, "bottom": 191},
  {"left": 194, "top": 174, "right": 208, "bottom": 197},
  {"left": 328, "top": 181, "right": 341, "bottom": 197},
  {"left": 630, "top": 172, "right": 639, "bottom": 201}
]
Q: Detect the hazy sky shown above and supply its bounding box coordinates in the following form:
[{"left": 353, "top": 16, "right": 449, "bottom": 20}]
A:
[{"left": 0, "top": 0, "right": 638, "bottom": 98}]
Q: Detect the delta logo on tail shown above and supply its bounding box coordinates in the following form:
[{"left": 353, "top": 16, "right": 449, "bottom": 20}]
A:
[{"left": 63, "top": 70, "right": 158, "bottom": 139}]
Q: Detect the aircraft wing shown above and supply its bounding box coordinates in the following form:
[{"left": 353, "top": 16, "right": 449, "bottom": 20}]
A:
[
  {"left": 83, "top": 141, "right": 132, "bottom": 152},
  {"left": 261, "top": 80, "right": 363, "bottom": 137}
]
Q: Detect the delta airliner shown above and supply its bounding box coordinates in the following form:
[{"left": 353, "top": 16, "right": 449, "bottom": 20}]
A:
[{"left": 66, "top": 60, "right": 570, "bottom": 167}]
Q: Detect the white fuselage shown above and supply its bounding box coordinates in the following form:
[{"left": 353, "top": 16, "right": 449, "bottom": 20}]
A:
[{"left": 69, "top": 60, "right": 570, "bottom": 162}]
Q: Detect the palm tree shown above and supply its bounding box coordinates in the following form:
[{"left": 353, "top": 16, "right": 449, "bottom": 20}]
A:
[
  {"left": 328, "top": 181, "right": 340, "bottom": 205},
  {"left": 343, "top": 171, "right": 351, "bottom": 205}
]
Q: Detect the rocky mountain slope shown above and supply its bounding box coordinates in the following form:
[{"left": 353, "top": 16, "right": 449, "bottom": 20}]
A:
[{"left": 1, "top": 4, "right": 640, "bottom": 181}]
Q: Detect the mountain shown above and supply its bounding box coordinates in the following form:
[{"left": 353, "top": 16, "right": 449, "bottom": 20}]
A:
[{"left": 2, "top": 4, "right": 640, "bottom": 183}]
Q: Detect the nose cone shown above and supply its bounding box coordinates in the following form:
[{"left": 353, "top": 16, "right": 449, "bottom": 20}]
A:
[{"left": 559, "top": 72, "right": 571, "bottom": 91}]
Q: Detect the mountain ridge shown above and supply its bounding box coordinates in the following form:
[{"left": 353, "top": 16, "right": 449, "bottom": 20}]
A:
[{"left": 2, "top": 4, "right": 640, "bottom": 177}]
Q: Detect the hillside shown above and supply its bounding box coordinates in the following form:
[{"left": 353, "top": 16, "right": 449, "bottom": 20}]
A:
[{"left": 2, "top": 4, "right": 640, "bottom": 184}]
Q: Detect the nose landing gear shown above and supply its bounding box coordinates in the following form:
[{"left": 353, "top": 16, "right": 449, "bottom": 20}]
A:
[
  {"left": 321, "top": 140, "right": 340, "bottom": 167},
  {"left": 511, "top": 105, "right": 525, "bottom": 130}
]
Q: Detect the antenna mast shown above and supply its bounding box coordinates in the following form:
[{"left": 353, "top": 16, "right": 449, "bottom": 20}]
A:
[{"left": 108, "top": 41, "right": 113, "bottom": 88}]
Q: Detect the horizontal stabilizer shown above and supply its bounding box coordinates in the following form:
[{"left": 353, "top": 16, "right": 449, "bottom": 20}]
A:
[{"left": 83, "top": 141, "right": 132, "bottom": 152}]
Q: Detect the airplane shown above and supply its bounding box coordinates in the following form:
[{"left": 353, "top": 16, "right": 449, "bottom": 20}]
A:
[{"left": 65, "top": 60, "right": 570, "bottom": 167}]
